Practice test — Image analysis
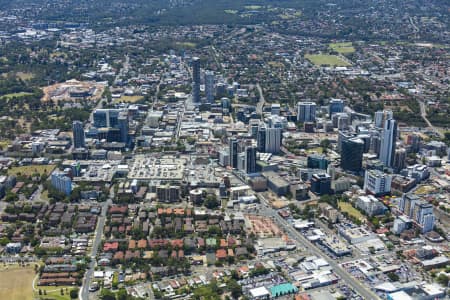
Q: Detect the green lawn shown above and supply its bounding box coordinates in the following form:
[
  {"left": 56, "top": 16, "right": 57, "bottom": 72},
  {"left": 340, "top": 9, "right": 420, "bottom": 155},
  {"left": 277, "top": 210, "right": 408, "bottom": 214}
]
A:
[
  {"left": 34, "top": 285, "right": 77, "bottom": 300},
  {"left": 0, "top": 92, "right": 33, "bottom": 100},
  {"left": 114, "top": 95, "right": 144, "bottom": 103},
  {"left": 8, "top": 165, "right": 56, "bottom": 177},
  {"left": 305, "top": 54, "right": 351, "bottom": 67},
  {"left": 329, "top": 42, "right": 355, "bottom": 54},
  {"left": 338, "top": 201, "right": 365, "bottom": 221}
]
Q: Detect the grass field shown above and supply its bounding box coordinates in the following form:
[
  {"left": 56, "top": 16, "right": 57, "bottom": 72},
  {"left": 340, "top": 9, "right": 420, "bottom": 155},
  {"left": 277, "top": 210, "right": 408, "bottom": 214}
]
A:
[
  {"left": 338, "top": 201, "right": 365, "bottom": 221},
  {"left": 114, "top": 95, "right": 144, "bottom": 103},
  {"left": 414, "top": 185, "right": 436, "bottom": 195},
  {"left": 305, "top": 54, "right": 351, "bottom": 67},
  {"left": 0, "top": 92, "right": 33, "bottom": 100},
  {"left": 34, "top": 285, "right": 76, "bottom": 300},
  {"left": 306, "top": 147, "right": 323, "bottom": 154},
  {"left": 16, "top": 72, "right": 34, "bottom": 81},
  {"left": 8, "top": 165, "right": 56, "bottom": 177},
  {"left": 329, "top": 42, "right": 355, "bottom": 54},
  {"left": 0, "top": 265, "right": 36, "bottom": 300}
]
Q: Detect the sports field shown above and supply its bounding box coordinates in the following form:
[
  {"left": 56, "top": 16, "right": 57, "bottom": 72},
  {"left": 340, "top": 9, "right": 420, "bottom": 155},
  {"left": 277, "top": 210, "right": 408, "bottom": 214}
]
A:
[
  {"left": 329, "top": 42, "right": 355, "bottom": 54},
  {"left": 305, "top": 54, "right": 351, "bottom": 67},
  {"left": 0, "top": 265, "right": 36, "bottom": 300}
]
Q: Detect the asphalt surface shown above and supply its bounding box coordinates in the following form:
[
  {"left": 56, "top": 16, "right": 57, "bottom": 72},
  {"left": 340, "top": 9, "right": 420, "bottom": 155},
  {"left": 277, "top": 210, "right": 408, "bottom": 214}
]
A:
[
  {"left": 258, "top": 194, "right": 381, "bottom": 300},
  {"left": 79, "top": 197, "right": 112, "bottom": 300}
]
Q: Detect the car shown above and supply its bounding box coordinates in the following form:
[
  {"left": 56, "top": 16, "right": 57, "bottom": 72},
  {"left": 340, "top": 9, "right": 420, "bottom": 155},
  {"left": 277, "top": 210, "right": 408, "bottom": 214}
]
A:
[{"left": 89, "top": 282, "right": 99, "bottom": 292}]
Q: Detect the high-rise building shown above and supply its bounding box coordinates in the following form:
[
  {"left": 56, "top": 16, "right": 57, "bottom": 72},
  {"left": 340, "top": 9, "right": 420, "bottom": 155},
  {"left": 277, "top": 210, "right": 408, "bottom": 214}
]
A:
[
  {"left": 379, "top": 117, "right": 397, "bottom": 167},
  {"left": 374, "top": 110, "right": 393, "bottom": 128},
  {"left": 329, "top": 98, "right": 344, "bottom": 117},
  {"left": 265, "top": 127, "right": 282, "bottom": 154},
  {"left": 364, "top": 169, "right": 392, "bottom": 196},
  {"left": 93, "top": 109, "right": 120, "bottom": 128},
  {"left": 393, "top": 148, "right": 407, "bottom": 172},
  {"left": 192, "top": 57, "right": 201, "bottom": 103},
  {"left": 72, "top": 121, "right": 85, "bottom": 148},
  {"left": 310, "top": 173, "right": 332, "bottom": 195},
  {"left": 337, "top": 114, "right": 350, "bottom": 130},
  {"left": 407, "top": 134, "right": 421, "bottom": 153},
  {"left": 338, "top": 131, "right": 354, "bottom": 152},
  {"left": 118, "top": 112, "right": 129, "bottom": 144},
  {"left": 205, "top": 70, "right": 215, "bottom": 103},
  {"left": 257, "top": 125, "right": 266, "bottom": 153},
  {"left": 245, "top": 146, "right": 257, "bottom": 174},
  {"left": 297, "top": 102, "right": 316, "bottom": 123},
  {"left": 51, "top": 172, "right": 72, "bottom": 196},
  {"left": 416, "top": 203, "right": 435, "bottom": 233},
  {"left": 229, "top": 137, "right": 239, "bottom": 168},
  {"left": 341, "top": 137, "right": 364, "bottom": 172}
]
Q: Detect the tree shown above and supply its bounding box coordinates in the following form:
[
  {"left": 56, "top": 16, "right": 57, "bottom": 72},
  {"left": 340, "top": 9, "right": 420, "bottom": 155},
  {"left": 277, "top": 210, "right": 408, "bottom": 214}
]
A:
[
  {"left": 387, "top": 272, "right": 399, "bottom": 282},
  {"left": 70, "top": 288, "right": 79, "bottom": 299},
  {"left": 204, "top": 194, "right": 220, "bottom": 209},
  {"left": 436, "top": 274, "right": 449, "bottom": 287},
  {"left": 227, "top": 279, "right": 242, "bottom": 299}
]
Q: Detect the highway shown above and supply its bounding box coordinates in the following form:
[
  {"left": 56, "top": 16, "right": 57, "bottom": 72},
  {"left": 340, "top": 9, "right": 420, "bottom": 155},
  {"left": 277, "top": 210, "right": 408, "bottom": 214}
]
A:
[
  {"left": 79, "top": 193, "right": 113, "bottom": 300},
  {"left": 258, "top": 194, "right": 380, "bottom": 300},
  {"left": 256, "top": 83, "right": 265, "bottom": 118}
]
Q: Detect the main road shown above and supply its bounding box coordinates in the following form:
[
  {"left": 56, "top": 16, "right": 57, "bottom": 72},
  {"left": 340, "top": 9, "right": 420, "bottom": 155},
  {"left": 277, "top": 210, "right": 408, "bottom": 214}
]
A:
[
  {"left": 80, "top": 191, "right": 113, "bottom": 300},
  {"left": 258, "top": 194, "right": 380, "bottom": 300}
]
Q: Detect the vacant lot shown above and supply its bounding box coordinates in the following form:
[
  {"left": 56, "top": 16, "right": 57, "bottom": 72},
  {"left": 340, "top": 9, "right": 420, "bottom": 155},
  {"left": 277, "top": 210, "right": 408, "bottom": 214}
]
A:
[
  {"left": 0, "top": 266, "right": 36, "bottom": 300},
  {"left": 305, "top": 54, "right": 351, "bottom": 67},
  {"left": 114, "top": 95, "right": 144, "bottom": 103},
  {"left": 8, "top": 165, "right": 56, "bottom": 177},
  {"left": 338, "top": 201, "right": 365, "bottom": 221},
  {"left": 329, "top": 42, "right": 355, "bottom": 54},
  {"left": 414, "top": 185, "right": 436, "bottom": 195}
]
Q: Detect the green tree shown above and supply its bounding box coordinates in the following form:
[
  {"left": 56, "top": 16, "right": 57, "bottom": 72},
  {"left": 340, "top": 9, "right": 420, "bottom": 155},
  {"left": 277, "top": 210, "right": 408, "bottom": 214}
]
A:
[{"left": 70, "top": 288, "right": 79, "bottom": 299}]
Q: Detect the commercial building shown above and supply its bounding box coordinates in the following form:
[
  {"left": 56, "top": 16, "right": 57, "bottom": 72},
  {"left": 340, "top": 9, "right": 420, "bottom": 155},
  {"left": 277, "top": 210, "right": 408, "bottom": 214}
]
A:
[
  {"left": 156, "top": 185, "right": 180, "bottom": 202},
  {"left": 262, "top": 171, "right": 289, "bottom": 196},
  {"left": 245, "top": 146, "right": 257, "bottom": 174},
  {"left": 328, "top": 98, "right": 344, "bottom": 116},
  {"left": 307, "top": 154, "right": 329, "bottom": 170},
  {"left": 72, "top": 121, "right": 85, "bottom": 148},
  {"left": 310, "top": 173, "right": 331, "bottom": 195},
  {"left": 363, "top": 170, "right": 392, "bottom": 196},
  {"left": 265, "top": 127, "right": 282, "bottom": 154},
  {"left": 229, "top": 137, "right": 239, "bottom": 169},
  {"left": 192, "top": 57, "right": 201, "bottom": 103},
  {"left": 297, "top": 102, "right": 316, "bottom": 123},
  {"left": 204, "top": 70, "right": 215, "bottom": 103},
  {"left": 341, "top": 137, "right": 364, "bottom": 172},
  {"left": 379, "top": 117, "right": 397, "bottom": 167}
]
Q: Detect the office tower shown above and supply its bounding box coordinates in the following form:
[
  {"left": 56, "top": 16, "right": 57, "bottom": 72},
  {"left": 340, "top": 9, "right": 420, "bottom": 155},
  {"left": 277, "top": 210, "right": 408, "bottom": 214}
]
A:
[
  {"left": 72, "top": 121, "right": 85, "bottom": 148},
  {"left": 118, "top": 112, "right": 129, "bottom": 144},
  {"left": 257, "top": 125, "right": 266, "bottom": 153},
  {"left": 341, "top": 137, "right": 364, "bottom": 172},
  {"left": 329, "top": 98, "right": 344, "bottom": 117},
  {"left": 229, "top": 137, "right": 239, "bottom": 168},
  {"left": 338, "top": 131, "right": 353, "bottom": 152},
  {"left": 237, "top": 152, "right": 246, "bottom": 171},
  {"left": 337, "top": 114, "right": 350, "bottom": 130},
  {"left": 245, "top": 146, "right": 257, "bottom": 174},
  {"left": 51, "top": 172, "right": 72, "bottom": 196},
  {"left": 265, "top": 127, "right": 282, "bottom": 154},
  {"left": 393, "top": 148, "right": 406, "bottom": 172},
  {"left": 192, "top": 57, "right": 201, "bottom": 103},
  {"left": 310, "top": 173, "right": 332, "bottom": 195},
  {"left": 271, "top": 103, "right": 281, "bottom": 116},
  {"left": 374, "top": 110, "right": 393, "bottom": 128},
  {"left": 370, "top": 135, "right": 381, "bottom": 155},
  {"left": 399, "top": 194, "right": 419, "bottom": 217},
  {"left": 93, "top": 109, "right": 120, "bottom": 128},
  {"left": 205, "top": 70, "right": 215, "bottom": 103},
  {"left": 379, "top": 117, "right": 397, "bottom": 167},
  {"left": 356, "top": 134, "right": 371, "bottom": 153},
  {"left": 364, "top": 169, "right": 392, "bottom": 196},
  {"left": 297, "top": 102, "right": 316, "bottom": 123},
  {"left": 407, "top": 134, "right": 421, "bottom": 153},
  {"left": 307, "top": 154, "right": 329, "bottom": 170}
]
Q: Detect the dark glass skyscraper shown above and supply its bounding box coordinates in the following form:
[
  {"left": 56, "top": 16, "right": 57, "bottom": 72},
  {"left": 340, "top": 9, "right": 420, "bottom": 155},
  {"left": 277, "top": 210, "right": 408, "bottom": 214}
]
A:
[
  {"left": 341, "top": 137, "right": 364, "bottom": 172},
  {"left": 192, "top": 57, "right": 201, "bottom": 103},
  {"left": 72, "top": 121, "right": 85, "bottom": 148}
]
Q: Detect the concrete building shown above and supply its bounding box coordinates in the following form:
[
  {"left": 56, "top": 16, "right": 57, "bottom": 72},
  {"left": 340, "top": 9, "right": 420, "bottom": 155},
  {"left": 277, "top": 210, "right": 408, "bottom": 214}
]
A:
[
  {"left": 329, "top": 98, "right": 344, "bottom": 116},
  {"left": 341, "top": 137, "right": 364, "bottom": 172},
  {"left": 310, "top": 173, "right": 332, "bottom": 195},
  {"left": 156, "top": 185, "right": 180, "bottom": 202},
  {"left": 355, "top": 195, "right": 387, "bottom": 217},
  {"left": 51, "top": 171, "right": 72, "bottom": 196},
  {"left": 205, "top": 70, "right": 215, "bottom": 103},
  {"left": 363, "top": 170, "right": 392, "bottom": 196}
]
